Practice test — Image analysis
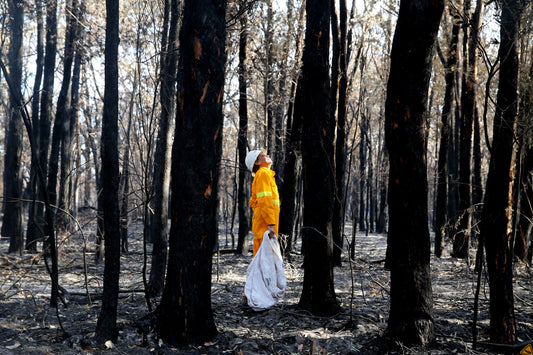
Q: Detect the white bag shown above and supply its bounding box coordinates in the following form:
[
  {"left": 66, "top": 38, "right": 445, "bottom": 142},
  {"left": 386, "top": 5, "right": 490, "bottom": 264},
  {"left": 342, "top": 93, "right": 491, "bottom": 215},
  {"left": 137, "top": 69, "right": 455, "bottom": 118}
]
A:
[{"left": 244, "top": 231, "right": 286, "bottom": 311}]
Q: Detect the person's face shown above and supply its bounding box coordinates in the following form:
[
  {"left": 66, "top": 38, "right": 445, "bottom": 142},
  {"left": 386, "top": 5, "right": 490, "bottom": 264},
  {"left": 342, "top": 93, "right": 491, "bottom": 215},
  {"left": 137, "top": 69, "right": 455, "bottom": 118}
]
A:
[{"left": 255, "top": 152, "right": 272, "bottom": 168}]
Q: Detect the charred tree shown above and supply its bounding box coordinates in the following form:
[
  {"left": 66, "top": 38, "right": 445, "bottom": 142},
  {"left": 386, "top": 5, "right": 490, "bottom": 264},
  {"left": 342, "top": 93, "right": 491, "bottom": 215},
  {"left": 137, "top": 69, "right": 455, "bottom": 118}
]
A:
[
  {"left": 332, "top": 0, "right": 348, "bottom": 266},
  {"left": 384, "top": 0, "right": 443, "bottom": 346},
  {"left": 94, "top": 0, "right": 121, "bottom": 343},
  {"left": 26, "top": 0, "right": 58, "bottom": 249},
  {"left": 119, "top": 98, "right": 133, "bottom": 254},
  {"left": 57, "top": 3, "right": 83, "bottom": 232},
  {"left": 298, "top": 0, "right": 340, "bottom": 316},
  {"left": 515, "top": 144, "right": 533, "bottom": 264},
  {"left": 155, "top": 0, "right": 226, "bottom": 346},
  {"left": 236, "top": 1, "right": 250, "bottom": 255},
  {"left": 358, "top": 116, "right": 368, "bottom": 233},
  {"left": 435, "top": 7, "right": 460, "bottom": 257},
  {"left": 26, "top": 0, "right": 45, "bottom": 252},
  {"left": 454, "top": 0, "right": 482, "bottom": 258},
  {"left": 470, "top": 0, "right": 484, "bottom": 237},
  {"left": 514, "top": 56, "right": 533, "bottom": 264},
  {"left": 278, "top": 3, "right": 305, "bottom": 258},
  {"left": 2, "top": 0, "right": 25, "bottom": 254},
  {"left": 479, "top": 0, "right": 520, "bottom": 344},
  {"left": 148, "top": 0, "right": 180, "bottom": 295},
  {"left": 47, "top": 0, "right": 78, "bottom": 232}
]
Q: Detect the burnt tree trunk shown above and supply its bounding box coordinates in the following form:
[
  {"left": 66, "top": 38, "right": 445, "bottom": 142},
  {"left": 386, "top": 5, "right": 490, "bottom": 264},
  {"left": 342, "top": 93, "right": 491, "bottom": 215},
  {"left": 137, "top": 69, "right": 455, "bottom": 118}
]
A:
[
  {"left": 454, "top": 0, "right": 479, "bottom": 259},
  {"left": 358, "top": 118, "right": 367, "bottom": 233},
  {"left": 26, "top": 0, "right": 45, "bottom": 252},
  {"left": 236, "top": 1, "right": 250, "bottom": 255},
  {"left": 26, "top": 0, "right": 57, "bottom": 249},
  {"left": 384, "top": 0, "right": 443, "bottom": 346},
  {"left": 148, "top": 0, "right": 179, "bottom": 295},
  {"left": 470, "top": 0, "right": 484, "bottom": 241},
  {"left": 298, "top": 0, "right": 340, "bottom": 317},
  {"left": 515, "top": 145, "right": 533, "bottom": 264},
  {"left": 47, "top": 0, "right": 78, "bottom": 232},
  {"left": 435, "top": 8, "right": 460, "bottom": 257},
  {"left": 94, "top": 0, "right": 121, "bottom": 343},
  {"left": 480, "top": 0, "right": 520, "bottom": 344},
  {"left": 2, "top": 0, "right": 25, "bottom": 254},
  {"left": 119, "top": 95, "right": 133, "bottom": 254},
  {"left": 57, "top": 3, "right": 83, "bottom": 232},
  {"left": 156, "top": 0, "right": 226, "bottom": 346},
  {"left": 332, "top": 0, "right": 348, "bottom": 266},
  {"left": 278, "top": 3, "right": 305, "bottom": 258},
  {"left": 514, "top": 55, "right": 533, "bottom": 264}
]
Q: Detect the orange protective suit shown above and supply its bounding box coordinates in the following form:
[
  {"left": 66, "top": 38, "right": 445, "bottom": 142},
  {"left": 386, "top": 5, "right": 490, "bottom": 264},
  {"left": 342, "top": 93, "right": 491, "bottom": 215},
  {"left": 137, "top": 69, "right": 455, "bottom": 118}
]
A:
[{"left": 249, "top": 167, "right": 280, "bottom": 256}]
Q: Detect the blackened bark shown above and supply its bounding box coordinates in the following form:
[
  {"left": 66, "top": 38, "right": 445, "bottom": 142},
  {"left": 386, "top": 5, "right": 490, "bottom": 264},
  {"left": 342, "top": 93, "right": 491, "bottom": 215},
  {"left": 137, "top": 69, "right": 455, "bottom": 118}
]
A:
[
  {"left": 236, "top": 3, "right": 250, "bottom": 255},
  {"left": 470, "top": 0, "right": 484, "bottom": 244},
  {"left": 358, "top": 118, "right": 367, "bottom": 233},
  {"left": 368, "top": 141, "right": 375, "bottom": 232},
  {"left": 26, "top": 0, "right": 58, "bottom": 247},
  {"left": 514, "top": 56, "right": 533, "bottom": 264},
  {"left": 88, "top": 120, "right": 104, "bottom": 262},
  {"left": 2, "top": 0, "right": 25, "bottom": 254},
  {"left": 95, "top": 0, "right": 121, "bottom": 343},
  {"left": 26, "top": 0, "right": 45, "bottom": 252},
  {"left": 376, "top": 165, "right": 388, "bottom": 233},
  {"left": 384, "top": 0, "right": 443, "bottom": 346},
  {"left": 156, "top": 0, "right": 226, "bottom": 346},
  {"left": 57, "top": 3, "right": 83, "bottom": 232},
  {"left": 279, "top": 80, "right": 303, "bottom": 257},
  {"left": 454, "top": 0, "right": 478, "bottom": 259},
  {"left": 332, "top": 0, "right": 348, "bottom": 266},
  {"left": 448, "top": 92, "right": 460, "bottom": 241},
  {"left": 265, "top": 0, "right": 275, "bottom": 153},
  {"left": 148, "top": 0, "right": 180, "bottom": 295},
  {"left": 47, "top": 0, "right": 78, "bottom": 232},
  {"left": 298, "top": 0, "right": 340, "bottom": 316},
  {"left": 279, "top": 3, "right": 305, "bottom": 258},
  {"left": 435, "top": 9, "right": 460, "bottom": 258},
  {"left": 480, "top": 0, "right": 520, "bottom": 344},
  {"left": 119, "top": 101, "right": 132, "bottom": 254},
  {"left": 515, "top": 145, "right": 533, "bottom": 263}
]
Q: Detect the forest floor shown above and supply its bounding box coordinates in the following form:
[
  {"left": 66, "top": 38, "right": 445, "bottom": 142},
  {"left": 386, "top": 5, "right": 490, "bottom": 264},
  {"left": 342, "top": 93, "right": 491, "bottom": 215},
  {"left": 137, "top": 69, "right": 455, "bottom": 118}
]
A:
[{"left": 0, "top": 219, "right": 531, "bottom": 355}]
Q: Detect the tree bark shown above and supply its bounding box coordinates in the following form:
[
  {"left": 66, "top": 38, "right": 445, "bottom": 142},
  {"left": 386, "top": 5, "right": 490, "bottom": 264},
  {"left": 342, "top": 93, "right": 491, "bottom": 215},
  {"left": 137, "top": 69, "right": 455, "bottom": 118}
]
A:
[
  {"left": 47, "top": 0, "right": 78, "bottom": 232},
  {"left": 156, "top": 0, "right": 226, "bottom": 346},
  {"left": 514, "top": 53, "right": 533, "bottom": 264},
  {"left": 454, "top": 0, "right": 478, "bottom": 258},
  {"left": 278, "top": 2, "right": 305, "bottom": 258},
  {"left": 298, "top": 0, "right": 340, "bottom": 316},
  {"left": 515, "top": 145, "right": 533, "bottom": 264},
  {"left": 26, "top": 0, "right": 45, "bottom": 252},
  {"left": 470, "top": 0, "right": 484, "bottom": 242},
  {"left": 480, "top": 0, "right": 520, "bottom": 344},
  {"left": 148, "top": 0, "right": 180, "bottom": 295},
  {"left": 26, "top": 0, "right": 58, "bottom": 248},
  {"left": 358, "top": 116, "right": 367, "bottom": 233},
  {"left": 236, "top": 2, "right": 250, "bottom": 255},
  {"left": 2, "top": 0, "right": 25, "bottom": 255},
  {"left": 384, "top": 0, "right": 443, "bottom": 346},
  {"left": 95, "top": 0, "right": 121, "bottom": 343},
  {"left": 57, "top": 2, "right": 84, "bottom": 232},
  {"left": 435, "top": 7, "right": 460, "bottom": 257},
  {"left": 119, "top": 93, "right": 133, "bottom": 254},
  {"left": 332, "top": 0, "right": 348, "bottom": 266}
]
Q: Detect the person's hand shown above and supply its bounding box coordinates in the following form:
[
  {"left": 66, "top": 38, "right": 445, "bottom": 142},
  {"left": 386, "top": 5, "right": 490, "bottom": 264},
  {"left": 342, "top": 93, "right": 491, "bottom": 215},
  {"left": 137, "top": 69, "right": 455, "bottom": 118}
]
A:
[{"left": 268, "top": 225, "right": 275, "bottom": 239}]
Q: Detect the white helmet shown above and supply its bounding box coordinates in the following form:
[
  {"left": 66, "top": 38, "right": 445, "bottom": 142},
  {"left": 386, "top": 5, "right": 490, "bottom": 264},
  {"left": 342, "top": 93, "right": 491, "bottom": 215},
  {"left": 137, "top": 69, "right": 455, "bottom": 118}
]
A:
[{"left": 245, "top": 149, "right": 265, "bottom": 173}]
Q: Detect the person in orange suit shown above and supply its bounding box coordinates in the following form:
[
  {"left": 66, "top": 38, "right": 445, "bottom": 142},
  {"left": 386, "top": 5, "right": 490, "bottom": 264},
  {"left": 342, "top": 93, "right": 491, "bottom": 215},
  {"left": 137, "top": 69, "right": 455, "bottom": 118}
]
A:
[{"left": 245, "top": 149, "right": 280, "bottom": 256}]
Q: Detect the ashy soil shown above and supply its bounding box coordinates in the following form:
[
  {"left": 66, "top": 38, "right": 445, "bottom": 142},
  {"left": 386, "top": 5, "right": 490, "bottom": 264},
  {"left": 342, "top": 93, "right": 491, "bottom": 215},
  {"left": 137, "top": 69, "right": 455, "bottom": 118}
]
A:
[{"left": 0, "top": 220, "right": 531, "bottom": 354}]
